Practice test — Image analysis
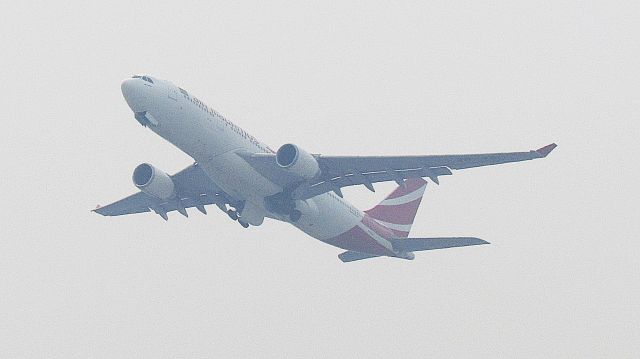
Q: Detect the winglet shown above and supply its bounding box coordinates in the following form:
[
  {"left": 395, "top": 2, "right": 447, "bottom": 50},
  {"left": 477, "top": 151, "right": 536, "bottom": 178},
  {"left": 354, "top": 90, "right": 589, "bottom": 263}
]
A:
[{"left": 535, "top": 143, "right": 557, "bottom": 157}]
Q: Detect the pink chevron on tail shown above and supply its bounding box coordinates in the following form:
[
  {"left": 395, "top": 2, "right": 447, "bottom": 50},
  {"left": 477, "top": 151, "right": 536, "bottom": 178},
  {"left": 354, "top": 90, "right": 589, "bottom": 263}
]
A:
[{"left": 364, "top": 178, "right": 428, "bottom": 238}]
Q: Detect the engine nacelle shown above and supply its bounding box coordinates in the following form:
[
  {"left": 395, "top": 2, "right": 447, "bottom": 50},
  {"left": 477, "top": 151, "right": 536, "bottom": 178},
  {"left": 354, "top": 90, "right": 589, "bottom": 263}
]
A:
[
  {"left": 132, "top": 163, "right": 175, "bottom": 200},
  {"left": 276, "top": 143, "right": 320, "bottom": 180}
]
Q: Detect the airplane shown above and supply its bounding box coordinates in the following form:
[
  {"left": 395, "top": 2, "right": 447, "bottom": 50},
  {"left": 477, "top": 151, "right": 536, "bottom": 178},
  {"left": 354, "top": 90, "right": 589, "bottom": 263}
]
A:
[{"left": 94, "top": 74, "right": 557, "bottom": 262}]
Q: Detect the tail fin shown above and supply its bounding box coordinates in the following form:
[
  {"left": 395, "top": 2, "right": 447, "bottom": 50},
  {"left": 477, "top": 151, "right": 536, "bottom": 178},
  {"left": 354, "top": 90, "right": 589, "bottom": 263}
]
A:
[{"left": 365, "top": 178, "right": 428, "bottom": 237}]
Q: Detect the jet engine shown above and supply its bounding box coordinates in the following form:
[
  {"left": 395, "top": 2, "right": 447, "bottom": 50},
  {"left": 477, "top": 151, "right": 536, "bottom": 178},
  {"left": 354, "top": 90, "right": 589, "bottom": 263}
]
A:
[
  {"left": 132, "top": 163, "right": 175, "bottom": 200},
  {"left": 276, "top": 143, "right": 320, "bottom": 180}
]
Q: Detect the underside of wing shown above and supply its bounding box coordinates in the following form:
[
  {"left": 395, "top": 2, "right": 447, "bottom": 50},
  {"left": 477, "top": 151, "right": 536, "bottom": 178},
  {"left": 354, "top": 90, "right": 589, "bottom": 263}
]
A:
[
  {"left": 94, "top": 163, "right": 234, "bottom": 219},
  {"left": 94, "top": 192, "right": 154, "bottom": 216},
  {"left": 238, "top": 143, "right": 557, "bottom": 200}
]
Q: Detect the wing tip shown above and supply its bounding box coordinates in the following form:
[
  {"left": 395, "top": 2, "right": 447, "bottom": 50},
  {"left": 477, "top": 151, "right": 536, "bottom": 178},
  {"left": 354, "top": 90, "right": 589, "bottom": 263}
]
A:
[
  {"left": 92, "top": 205, "right": 113, "bottom": 216},
  {"left": 462, "top": 237, "right": 490, "bottom": 246},
  {"left": 92, "top": 208, "right": 107, "bottom": 216},
  {"left": 535, "top": 143, "right": 557, "bottom": 157}
]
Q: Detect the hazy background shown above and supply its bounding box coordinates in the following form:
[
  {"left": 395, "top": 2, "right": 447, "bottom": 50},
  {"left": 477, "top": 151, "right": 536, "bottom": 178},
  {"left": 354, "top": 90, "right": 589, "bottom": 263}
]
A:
[{"left": 1, "top": 1, "right": 639, "bottom": 357}]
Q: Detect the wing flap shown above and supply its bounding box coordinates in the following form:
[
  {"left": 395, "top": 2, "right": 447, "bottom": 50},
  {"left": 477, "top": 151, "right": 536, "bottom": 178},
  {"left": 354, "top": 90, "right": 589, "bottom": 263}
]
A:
[{"left": 298, "top": 166, "right": 452, "bottom": 199}]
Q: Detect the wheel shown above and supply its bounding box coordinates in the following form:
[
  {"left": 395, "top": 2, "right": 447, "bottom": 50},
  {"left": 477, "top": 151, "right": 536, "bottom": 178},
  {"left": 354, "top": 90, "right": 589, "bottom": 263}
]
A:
[
  {"left": 239, "top": 220, "right": 249, "bottom": 228},
  {"left": 227, "top": 209, "right": 238, "bottom": 220},
  {"left": 289, "top": 209, "right": 302, "bottom": 222}
]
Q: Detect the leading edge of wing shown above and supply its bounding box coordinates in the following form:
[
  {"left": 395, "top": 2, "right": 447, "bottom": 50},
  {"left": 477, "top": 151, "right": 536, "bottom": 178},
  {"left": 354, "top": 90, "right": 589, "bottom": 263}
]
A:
[{"left": 318, "top": 143, "right": 558, "bottom": 171}]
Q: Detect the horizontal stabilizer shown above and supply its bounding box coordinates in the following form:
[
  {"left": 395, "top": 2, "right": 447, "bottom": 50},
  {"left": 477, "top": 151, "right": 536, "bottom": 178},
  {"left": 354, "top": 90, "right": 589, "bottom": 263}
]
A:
[
  {"left": 391, "top": 237, "right": 489, "bottom": 252},
  {"left": 338, "top": 237, "right": 488, "bottom": 262},
  {"left": 338, "top": 251, "right": 380, "bottom": 263}
]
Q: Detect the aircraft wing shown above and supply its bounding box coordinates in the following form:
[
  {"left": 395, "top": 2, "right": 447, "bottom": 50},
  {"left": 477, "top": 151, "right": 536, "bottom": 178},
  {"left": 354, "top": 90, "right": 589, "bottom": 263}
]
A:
[
  {"left": 94, "top": 163, "right": 232, "bottom": 219},
  {"left": 239, "top": 143, "right": 557, "bottom": 200}
]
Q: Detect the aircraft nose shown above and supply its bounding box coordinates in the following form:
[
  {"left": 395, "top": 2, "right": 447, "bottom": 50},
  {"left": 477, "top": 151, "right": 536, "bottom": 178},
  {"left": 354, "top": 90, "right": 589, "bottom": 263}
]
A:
[
  {"left": 121, "top": 78, "right": 136, "bottom": 96},
  {"left": 121, "top": 78, "right": 146, "bottom": 112}
]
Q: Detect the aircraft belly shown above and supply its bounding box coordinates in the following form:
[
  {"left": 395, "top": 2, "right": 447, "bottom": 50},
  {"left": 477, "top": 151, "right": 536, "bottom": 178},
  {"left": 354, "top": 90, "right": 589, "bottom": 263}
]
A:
[
  {"left": 291, "top": 194, "right": 360, "bottom": 239},
  {"left": 198, "top": 151, "right": 281, "bottom": 201},
  {"left": 152, "top": 102, "right": 279, "bottom": 201}
]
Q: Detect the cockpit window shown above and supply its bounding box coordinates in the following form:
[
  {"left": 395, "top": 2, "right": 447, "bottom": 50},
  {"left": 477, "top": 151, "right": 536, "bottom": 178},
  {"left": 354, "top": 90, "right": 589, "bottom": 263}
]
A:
[
  {"left": 178, "top": 87, "right": 188, "bottom": 96},
  {"left": 131, "top": 75, "right": 154, "bottom": 84}
]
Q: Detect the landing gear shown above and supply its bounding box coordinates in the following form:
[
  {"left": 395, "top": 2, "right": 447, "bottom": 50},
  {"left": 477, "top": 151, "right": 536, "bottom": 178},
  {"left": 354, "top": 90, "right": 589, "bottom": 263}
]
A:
[
  {"left": 227, "top": 208, "right": 249, "bottom": 228},
  {"left": 289, "top": 209, "right": 302, "bottom": 222},
  {"left": 227, "top": 209, "right": 238, "bottom": 221}
]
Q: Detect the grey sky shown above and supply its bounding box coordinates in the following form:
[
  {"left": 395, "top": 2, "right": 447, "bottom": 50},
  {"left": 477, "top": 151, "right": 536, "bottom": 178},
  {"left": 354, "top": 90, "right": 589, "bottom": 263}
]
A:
[{"left": 1, "top": 1, "right": 639, "bottom": 357}]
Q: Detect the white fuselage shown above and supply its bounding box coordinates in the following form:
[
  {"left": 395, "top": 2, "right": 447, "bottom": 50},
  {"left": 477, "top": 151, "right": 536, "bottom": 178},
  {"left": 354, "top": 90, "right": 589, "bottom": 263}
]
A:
[{"left": 121, "top": 76, "right": 383, "bottom": 248}]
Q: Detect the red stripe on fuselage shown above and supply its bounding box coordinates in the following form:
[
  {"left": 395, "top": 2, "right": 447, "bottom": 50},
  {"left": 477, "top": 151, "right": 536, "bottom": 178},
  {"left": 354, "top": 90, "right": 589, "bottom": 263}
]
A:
[
  {"left": 325, "top": 215, "right": 396, "bottom": 256},
  {"left": 387, "top": 228, "right": 410, "bottom": 238},
  {"left": 361, "top": 214, "right": 395, "bottom": 238},
  {"left": 365, "top": 198, "right": 422, "bottom": 225}
]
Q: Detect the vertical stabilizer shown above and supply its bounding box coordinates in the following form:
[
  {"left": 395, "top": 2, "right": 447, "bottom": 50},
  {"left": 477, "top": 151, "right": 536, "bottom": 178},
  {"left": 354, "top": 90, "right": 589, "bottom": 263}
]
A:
[{"left": 364, "top": 178, "right": 427, "bottom": 237}]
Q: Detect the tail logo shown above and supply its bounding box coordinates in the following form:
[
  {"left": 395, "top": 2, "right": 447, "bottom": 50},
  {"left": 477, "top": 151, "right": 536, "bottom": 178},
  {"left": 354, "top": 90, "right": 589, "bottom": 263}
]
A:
[{"left": 365, "top": 178, "right": 428, "bottom": 237}]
